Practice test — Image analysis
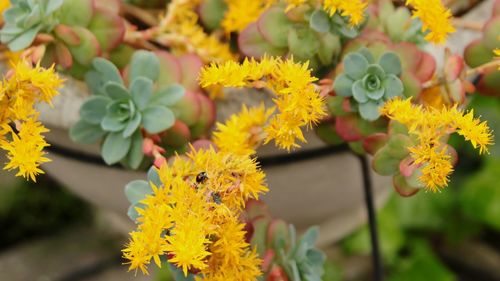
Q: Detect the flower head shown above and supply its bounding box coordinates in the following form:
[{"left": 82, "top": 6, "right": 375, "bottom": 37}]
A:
[
  {"left": 381, "top": 98, "right": 493, "bottom": 191},
  {"left": 405, "top": 0, "right": 455, "bottom": 44}
]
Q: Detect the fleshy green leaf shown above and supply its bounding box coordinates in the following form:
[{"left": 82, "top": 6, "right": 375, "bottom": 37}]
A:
[
  {"left": 142, "top": 106, "right": 175, "bottom": 134},
  {"left": 101, "top": 115, "right": 126, "bottom": 132},
  {"left": 126, "top": 130, "right": 144, "bottom": 169},
  {"left": 130, "top": 77, "right": 153, "bottom": 110},
  {"left": 69, "top": 119, "right": 106, "bottom": 144},
  {"left": 383, "top": 74, "right": 404, "bottom": 99},
  {"left": 104, "top": 81, "right": 130, "bottom": 100},
  {"left": 333, "top": 74, "right": 354, "bottom": 97},
  {"left": 91, "top": 57, "right": 124, "bottom": 84},
  {"left": 310, "top": 9, "right": 331, "bottom": 33},
  {"left": 123, "top": 113, "right": 142, "bottom": 138},
  {"left": 79, "top": 96, "right": 110, "bottom": 124},
  {"left": 124, "top": 180, "right": 151, "bottom": 204},
  {"left": 129, "top": 50, "right": 160, "bottom": 82},
  {"left": 151, "top": 84, "right": 186, "bottom": 106},
  {"left": 344, "top": 53, "right": 369, "bottom": 80},
  {"left": 352, "top": 80, "right": 369, "bottom": 103},
  {"left": 379, "top": 52, "right": 402, "bottom": 76},
  {"left": 101, "top": 132, "right": 132, "bottom": 164},
  {"left": 358, "top": 100, "right": 382, "bottom": 121}
]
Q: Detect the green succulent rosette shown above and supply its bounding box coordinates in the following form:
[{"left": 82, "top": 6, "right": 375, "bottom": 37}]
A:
[
  {"left": 333, "top": 48, "right": 404, "bottom": 121},
  {"left": 70, "top": 50, "right": 185, "bottom": 169},
  {"left": 0, "top": 0, "right": 63, "bottom": 51}
]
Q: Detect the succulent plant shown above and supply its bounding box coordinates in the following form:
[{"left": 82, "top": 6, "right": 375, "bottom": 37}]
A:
[
  {"left": 0, "top": 0, "right": 125, "bottom": 76},
  {"left": 373, "top": 0, "right": 426, "bottom": 45},
  {"left": 238, "top": 5, "right": 365, "bottom": 68},
  {"left": 0, "top": 0, "right": 63, "bottom": 51},
  {"left": 245, "top": 200, "right": 326, "bottom": 281},
  {"left": 333, "top": 48, "right": 404, "bottom": 121},
  {"left": 70, "top": 50, "right": 185, "bottom": 168}
]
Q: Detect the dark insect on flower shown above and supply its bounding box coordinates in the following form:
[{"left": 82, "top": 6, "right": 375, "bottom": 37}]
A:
[
  {"left": 196, "top": 172, "right": 208, "bottom": 184},
  {"left": 212, "top": 192, "right": 222, "bottom": 205}
]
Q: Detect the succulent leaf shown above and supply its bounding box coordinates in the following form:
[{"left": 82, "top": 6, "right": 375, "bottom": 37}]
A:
[
  {"left": 102, "top": 132, "right": 132, "bottom": 165},
  {"left": 129, "top": 50, "right": 161, "bottom": 83}
]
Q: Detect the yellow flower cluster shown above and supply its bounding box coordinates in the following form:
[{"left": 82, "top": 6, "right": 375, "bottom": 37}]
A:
[
  {"left": 222, "top": 0, "right": 274, "bottom": 33},
  {"left": 157, "top": 0, "right": 235, "bottom": 62},
  {"left": 213, "top": 104, "right": 273, "bottom": 156},
  {"left": 381, "top": 98, "right": 493, "bottom": 192},
  {"left": 123, "top": 148, "right": 267, "bottom": 279},
  {"left": 0, "top": 60, "right": 63, "bottom": 181},
  {"left": 405, "top": 0, "right": 455, "bottom": 44},
  {"left": 322, "top": 0, "right": 367, "bottom": 26},
  {"left": 199, "top": 57, "right": 326, "bottom": 150},
  {"left": 284, "top": 0, "right": 307, "bottom": 12}
]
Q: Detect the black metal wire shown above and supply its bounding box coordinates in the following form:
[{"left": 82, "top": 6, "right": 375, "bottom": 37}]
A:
[{"left": 357, "top": 154, "right": 384, "bottom": 281}]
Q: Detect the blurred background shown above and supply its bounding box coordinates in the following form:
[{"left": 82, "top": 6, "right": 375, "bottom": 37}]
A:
[{"left": 0, "top": 96, "right": 499, "bottom": 281}]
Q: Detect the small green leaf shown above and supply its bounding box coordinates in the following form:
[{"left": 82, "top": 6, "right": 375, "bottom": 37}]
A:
[
  {"left": 129, "top": 50, "right": 160, "bottom": 82},
  {"left": 126, "top": 130, "right": 144, "bottom": 169},
  {"left": 69, "top": 119, "right": 106, "bottom": 144},
  {"left": 142, "top": 106, "right": 175, "bottom": 134},
  {"left": 124, "top": 180, "right": 151, "bottom": 204},
  {"left": 333, "top": 74, "right": 354, "bottom": 97},
  {"left": 101, "top": 115, "right": 126, "bottom": 132},
  {"left": 92, "top": 57, "right": 124, "bottom": 84},
  {"left": 79, "top": 96, "right": 110, "bottom": 124},
  {"left": 367, "top": 88, "right": 385, "bottom": 100},
  {"left": 358, "top": 47, "right": 375, "bottom": 64},
  {"left": 358, "top": 100, "right": 382, "bottom": 121},
  {"left": 352, "top": 80, "right": 369, "bottom": 103},
  {"left": 258, "top": 7, "right": 294, "bottom": 48},
  {"left": 104, "top": 81, "right": 130, "bottom": 100},
  {"left": 383, "top": 74, "right": 404, "bottom": 99},
  {"left": 344, "top": 53, "right": 369, "bottom": 80},
  {"left": 101, "top": 132, "right": 132, "bottom": 164},
  {"left": 147, "top": 166, "right": 162, "bottom": 187},
  {"left": 151, "top": 84, "right": 185, "bottom": 106},
  {"left": 379, "top": 52, "right": 402, "bottom": 76},
  {"left": 288, "top": 27, "right": 320, "bottom": 59},
  {"left": 127, "top": 202, "right": 144, "bottom": 221},
  {"left": 366, "top": 64, "right": 385, "bottom": 78},
  {"left": 130, "top": 77, "right": 153, "bottom": 110},
  {"left": 5, "top": 26, "right": 41, "bottom": 51},
  {"left": 310, "top": 9, "right": 331, "bottom": 33},
  {"left": 123, "top": 112, "right": 142, "bottom": 138}
]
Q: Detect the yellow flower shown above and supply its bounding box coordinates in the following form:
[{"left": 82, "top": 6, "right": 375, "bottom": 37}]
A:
[
  {"left": 157, "top": 0, "right": 235, "bottom": 62},
  {"left": 199, "top": 215, "right": 262, "bottom": 281},
  {"left": 0, "top": 0, "right": 9, "bottom": 22},
  {"left": 381, "top": 98, "right": 493, "bottom": 191},
  {"left": 222, "top": 0, "right": 274, "bottom": 33},
  {"left": 0, "top": 60, "right": 62, "bottom": 181},
  {"left": 123, "top": 148, "right": 268, "bottom": 278},
  {"left": 322, "top": 0, "right": 367, "bottom": 26},
  {"left": 0, "top": 118, "right": 50, "bottom": 182},
  {"left": 405, "top": 0, "right": 455, "bottom": 44},
  {"left": 200, "top": 56, "right": 326, "bottom": 151},
  {"left": 166, "top": 215, "right": 212, "bottom": 276},
  {"left": 213, "top": 104, "right": 274, "bottom": 156}
]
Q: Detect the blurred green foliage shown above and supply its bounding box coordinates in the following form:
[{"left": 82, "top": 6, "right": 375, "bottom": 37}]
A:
[{"left": 0, "top": 175, "right": 92, "bottom": 249}]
